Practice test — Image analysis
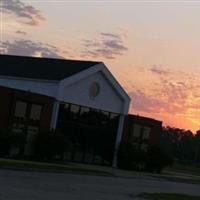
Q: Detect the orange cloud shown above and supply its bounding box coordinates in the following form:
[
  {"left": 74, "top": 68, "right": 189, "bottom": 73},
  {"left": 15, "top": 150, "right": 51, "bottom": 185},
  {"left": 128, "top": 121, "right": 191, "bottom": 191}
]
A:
[{"left": 118, "top": 65, "right": 200, "bottom": 133}]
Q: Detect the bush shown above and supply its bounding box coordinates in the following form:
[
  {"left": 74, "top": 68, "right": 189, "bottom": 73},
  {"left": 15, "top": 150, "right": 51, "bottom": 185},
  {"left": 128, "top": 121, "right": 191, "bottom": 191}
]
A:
[
  {"left": 9, "top": 131, "right": 26, "bottom": 156},
  {"left": 0, "top": 130, "right": 10, "bottom": 156},
  {"left": 0, "top": 130, "right": 27, "bottom": 157},
  {"left": 117, "top": 143, "right": 135, "bottom": 170},
  {"left": 145, "top": 146, "right": 174, "bottom": 173},
  {"left": 117, "top": 143, "right": 174, "bottom": 173},
  {"left": 131, "top": 149, "right": 147, "bottom": 171},
  {"left": 34, "top": 131, "right": 70, "bottom": 161},
  {"left": 117, "top": 143, "right": 146, "bottom": 170}
]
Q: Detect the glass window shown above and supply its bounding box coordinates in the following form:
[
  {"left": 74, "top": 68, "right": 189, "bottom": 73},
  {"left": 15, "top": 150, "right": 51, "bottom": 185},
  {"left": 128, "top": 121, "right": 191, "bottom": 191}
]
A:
[
  {"left": 132, "top": 124, "right": 141, "bottom": 138},
  {"left": 64, "top": 103, "right": 70, "bottom": 110},
  {"left": 89, "top": 82, "right": 100, "bottom": 98},
  {"left": 90, "top": 108, "right": 99, "bottom": 113},
  {"left": 12, "top": 123, "right": 25, "bottom": 133},
  {"left": 101, "top": 111, "right": 109, "bottom": 117},
  {"left": 80, "top": 106, "right": 89, "bottom": 115},
  {"left": 110, "top": 113, "right": 119, "bottom": 119},
  {"left": 70, "top": 104, "right": 80, "bottom": 114},
  {"left": 142, "top": 127, "right": 151, "bottom": 139},
  {"left": 30, "top": 104, "right": 42, "bottom": 120},
  {"left": 100, "top": 111, "right": 109, "bottom": 122},
  {"left": 27, "top": 125, "right": 39, "bottom": 135},
  {"left": 14, "top": 101, "right": 27, "bottom": 118}
]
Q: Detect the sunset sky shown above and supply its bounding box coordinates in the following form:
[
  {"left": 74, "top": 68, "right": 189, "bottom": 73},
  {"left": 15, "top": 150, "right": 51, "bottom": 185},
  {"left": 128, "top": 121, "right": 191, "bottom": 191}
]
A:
[{"left": 1, "top": 0, "right": 200, "bottom": 133}]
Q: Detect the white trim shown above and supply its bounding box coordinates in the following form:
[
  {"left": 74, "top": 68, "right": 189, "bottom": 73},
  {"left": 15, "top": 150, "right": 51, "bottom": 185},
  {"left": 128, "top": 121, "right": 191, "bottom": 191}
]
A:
[
  {"left": 0, "top": 62, "right": 131, "bottom": 115},
  {"left": 112, "top": 115, "right": 125, "bottom": 168},
  {"left": 0, "top": 77, "right": 59, "bottom": 98},
  {"left": 101, "top": 64, "right": 130, "bottom": 114},
  {"left": 50, "top": 100, "right": 60, "bottom": 130},
  {"left": 101, "top": 64, "right": 130, "bottom": 101},
  {"left": 57, "top": 63, "right": 131, "bottom": 115}
]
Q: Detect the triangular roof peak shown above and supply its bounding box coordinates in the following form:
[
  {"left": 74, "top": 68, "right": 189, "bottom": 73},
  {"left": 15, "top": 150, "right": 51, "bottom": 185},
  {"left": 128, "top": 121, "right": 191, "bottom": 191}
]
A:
[{"left": 59, "top": 62, "right": 131, "bottom": 113}]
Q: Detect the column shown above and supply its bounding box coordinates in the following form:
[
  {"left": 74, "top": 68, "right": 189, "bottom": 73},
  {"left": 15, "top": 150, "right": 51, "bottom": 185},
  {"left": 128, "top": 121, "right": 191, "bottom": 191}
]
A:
[
  {"left": 112, "top": 114, "right": 125, "bottom": 168},
  {"left": 50, "top": 100, "right": 60, "bottom": 131}
]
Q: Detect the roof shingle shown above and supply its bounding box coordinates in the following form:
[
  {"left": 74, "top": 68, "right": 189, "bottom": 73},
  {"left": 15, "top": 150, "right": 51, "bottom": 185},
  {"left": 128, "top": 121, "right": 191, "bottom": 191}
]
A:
[{"left": 0, "top": 54, "right": 100, "bottom": 81}]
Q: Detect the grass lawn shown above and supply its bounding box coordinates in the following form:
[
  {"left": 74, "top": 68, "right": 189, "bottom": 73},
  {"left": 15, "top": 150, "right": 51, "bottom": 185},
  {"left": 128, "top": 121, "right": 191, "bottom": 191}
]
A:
[
  {"left": 149, "top": 164, "right": 200, "bottom": 185},
  {"left": 151, "top": 173, "right": 200, "bottom": 185},
  {"left": 139, "top": 193, "right": 200, "bottom": 200},
  {"left": 168, "top": 164, "right": 200, "bottom": 175},
  {"left": 0, "top": 158, "right": 111, "bottom": 176}
]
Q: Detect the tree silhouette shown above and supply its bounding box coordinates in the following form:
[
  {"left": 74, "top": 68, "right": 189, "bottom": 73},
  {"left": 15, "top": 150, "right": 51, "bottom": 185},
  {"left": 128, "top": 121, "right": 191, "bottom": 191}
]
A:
[
  {"left": 160, "top": 126, "right": 196, "bottom": 164},
  {"left": 194, "top": 130, "right": 200, "bottom": 164}
]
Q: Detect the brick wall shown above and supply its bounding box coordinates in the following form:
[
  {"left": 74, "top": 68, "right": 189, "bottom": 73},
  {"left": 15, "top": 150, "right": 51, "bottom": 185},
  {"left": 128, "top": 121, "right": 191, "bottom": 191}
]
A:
[
  {"left": 0, "top": 86, "right": 13, "bottom": 130},
  {"left": 122, "top": 114, "right": 162, "bottom": 147},
  {"left": 0, "top": 86, "right": 54, "bottom": 133}
]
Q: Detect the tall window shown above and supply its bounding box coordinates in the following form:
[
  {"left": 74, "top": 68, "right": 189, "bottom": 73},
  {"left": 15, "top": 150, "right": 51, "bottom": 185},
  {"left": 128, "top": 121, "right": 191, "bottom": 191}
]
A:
[
  {"left": 12, "top": 101, "right": 28, "bottom": 133},
  {"left": 12, "top": 101, "right": 42, "bottom": 134},
  {"left": 110, "top": 113, "right": 119, "bottom": 119},
  {"left": 142, "top": 126, "right": 151, "bottom": 139},
  {"left": 14, "top": 101, "right": 27, "bottom": 118},
  {"left": 70, "top": 104, "right": 80, "bottom": 114},
  {"left": 80, "top": 106, "right": 89, "bottom": 115},
  {"left": 132, "top": 124, "right": 142, "bottom": 138},
  {"left": 30, "top": 104, "right": 42, "bottom": 121}
]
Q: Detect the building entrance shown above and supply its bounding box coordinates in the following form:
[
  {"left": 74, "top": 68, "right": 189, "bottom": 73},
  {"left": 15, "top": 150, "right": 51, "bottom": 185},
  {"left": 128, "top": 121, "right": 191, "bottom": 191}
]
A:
[
  {"left": 11, "top": 100, "right": 42, "bottom": 155},
  {"left": 56, "top": 103, "right": 119, "bottom": 165}
]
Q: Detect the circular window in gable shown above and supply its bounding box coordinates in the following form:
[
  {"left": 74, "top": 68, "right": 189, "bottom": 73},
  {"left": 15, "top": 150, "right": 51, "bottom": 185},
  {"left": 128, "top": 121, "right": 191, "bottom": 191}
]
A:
[{"left": 89, "top": 82, "right": 100, "bottom": 99}]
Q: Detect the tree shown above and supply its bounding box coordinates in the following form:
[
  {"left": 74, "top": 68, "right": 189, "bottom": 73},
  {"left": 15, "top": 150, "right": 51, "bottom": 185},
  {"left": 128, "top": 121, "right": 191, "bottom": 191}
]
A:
[
  {"left": 160, "top": 126, "right": 195, "bottom": 163},
  {"left": 194, "top": 130, "right": 200, "bottom": 164}
]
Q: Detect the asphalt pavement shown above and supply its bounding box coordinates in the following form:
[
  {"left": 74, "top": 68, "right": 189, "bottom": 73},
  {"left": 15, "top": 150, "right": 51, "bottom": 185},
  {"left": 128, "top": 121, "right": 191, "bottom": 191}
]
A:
[{"left": 0, "top": 169, "right": 200, "bottom": 200}]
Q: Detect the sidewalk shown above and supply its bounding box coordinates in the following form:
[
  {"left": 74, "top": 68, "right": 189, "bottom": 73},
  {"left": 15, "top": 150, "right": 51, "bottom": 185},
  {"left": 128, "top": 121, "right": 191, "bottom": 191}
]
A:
[{"left": 67, "top": 162, "right": 156, "bottom": 179}]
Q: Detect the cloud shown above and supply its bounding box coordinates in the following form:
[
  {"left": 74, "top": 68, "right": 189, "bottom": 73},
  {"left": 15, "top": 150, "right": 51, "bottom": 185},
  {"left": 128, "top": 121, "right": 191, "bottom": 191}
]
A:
[
  {"left": 99, "top": 63, "right": 200, "bottom": 131},
  {"left": 16, "top": 30, "right": 27, "bottom": 35},
  {"left": 100, "top": 32, "right": 121, "bottom": 39},
  {"left": 81, "top": 32, "right": 128, "bottom": 59},
  {"left": 126, "top": 65, "right": 200, "bottom": 119},
  {"left": 3, "top": 0, "right": 45, "bottom": 26},
  {"left": 130, "top": 89, "right": 169, "bottom": 113},
  {"left": 150, "top": 65, "right": 171, "bottom": 75},
  {"left": 0, "top": 39, "right": 63, "bottom": 58},
  {"left": 149, "top": 66, "right": 200, "bottom": 104}
]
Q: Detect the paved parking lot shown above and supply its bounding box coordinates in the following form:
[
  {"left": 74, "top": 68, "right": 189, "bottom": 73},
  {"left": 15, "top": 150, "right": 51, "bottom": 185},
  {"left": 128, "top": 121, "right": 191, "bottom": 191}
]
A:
[{"left": 0, "top": 169, "right": 200, "bottom": 200}]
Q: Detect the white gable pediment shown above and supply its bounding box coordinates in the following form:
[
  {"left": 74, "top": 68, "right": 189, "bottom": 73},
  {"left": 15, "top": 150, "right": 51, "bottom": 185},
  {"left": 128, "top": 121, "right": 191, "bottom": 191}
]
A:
[{"left": 57, "top": 64, "right": 130, "bottom": 114}]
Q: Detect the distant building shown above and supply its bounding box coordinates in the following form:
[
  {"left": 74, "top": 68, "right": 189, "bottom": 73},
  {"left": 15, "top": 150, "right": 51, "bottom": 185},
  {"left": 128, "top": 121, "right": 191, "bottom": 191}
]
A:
[
  {"left": 122, "top": 114, "right": 162, "bottom": 151},
  {"left": 0, "top": 54, "right": 130, "bottom": 167}
]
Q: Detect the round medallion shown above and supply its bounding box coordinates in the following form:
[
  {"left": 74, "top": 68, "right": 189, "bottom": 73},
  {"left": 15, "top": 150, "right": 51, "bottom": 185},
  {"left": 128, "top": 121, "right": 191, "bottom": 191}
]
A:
[{"left": 89, "top": 82, "right": 100, "bottom": 98}]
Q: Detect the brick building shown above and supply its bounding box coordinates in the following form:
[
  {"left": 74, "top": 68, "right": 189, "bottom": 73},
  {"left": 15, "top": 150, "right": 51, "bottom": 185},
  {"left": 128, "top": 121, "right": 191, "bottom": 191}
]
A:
[
  {"left": 0, "top": 54, "right": 130, "bottom": 166},
  {"left": 122, "top": 114, "right": 162, "bottom": 151}
]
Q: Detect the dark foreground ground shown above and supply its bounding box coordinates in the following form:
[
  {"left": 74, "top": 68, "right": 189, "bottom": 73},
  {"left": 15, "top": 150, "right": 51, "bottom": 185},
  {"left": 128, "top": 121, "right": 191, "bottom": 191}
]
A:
[{"left": 0, "top": 169, "right": 200, "bottom": 200}]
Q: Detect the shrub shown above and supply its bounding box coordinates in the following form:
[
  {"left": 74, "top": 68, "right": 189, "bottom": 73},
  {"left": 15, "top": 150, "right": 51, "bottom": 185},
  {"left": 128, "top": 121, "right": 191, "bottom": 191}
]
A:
[
  {"left": 117, "top": 143, "right": 146, "bottom": 170},
  {"left": 145, "top": 145, "right": 174, "bottom": 173},
  {"left": 34, "top": 131, "right": 70, "bottom": 161},
  {"left": 9, "top": 131, "right": 26, "bottom": 156},
  {"left": 117, "top": 143, "right": 135, "bottom": 170},
  {"left": 0, "top": 130, "right": 10, "bottom": 156},
  {"left": 131, "top": 149, "right": 147, "bottom": 171},
  {"left": 0, "top": 129, "right": 27, "bottom": 157},
  {"left": 117, "top": 143, "right": 174, "bottom": 173}
]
